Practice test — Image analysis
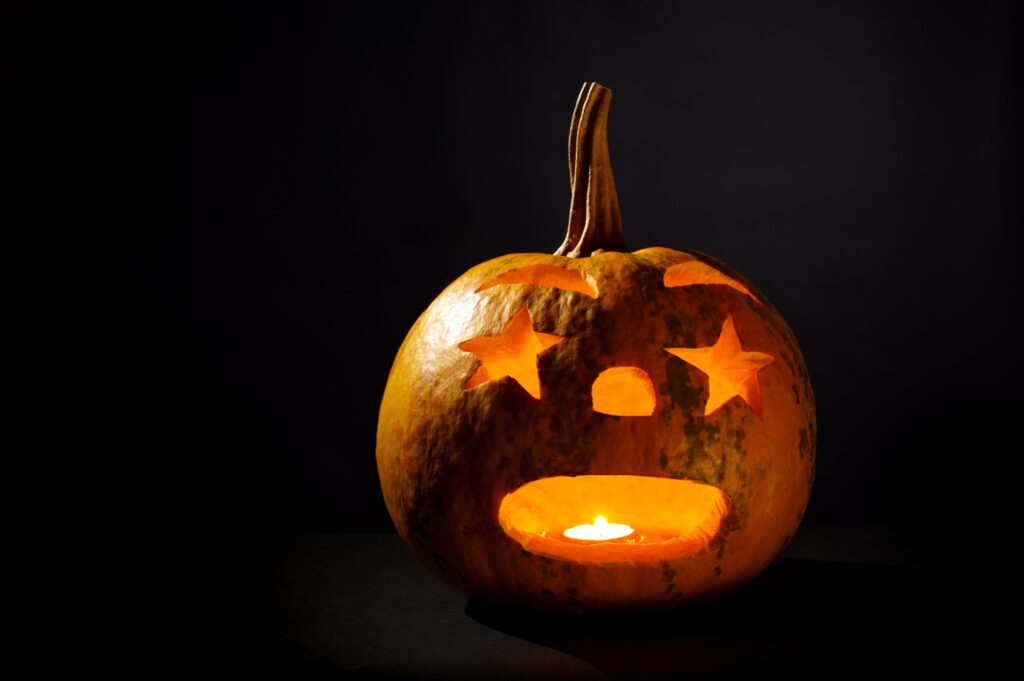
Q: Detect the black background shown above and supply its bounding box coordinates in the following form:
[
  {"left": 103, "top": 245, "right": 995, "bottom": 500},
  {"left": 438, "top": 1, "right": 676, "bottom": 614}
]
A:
[
  {"left": 46, "top": 0, "right": 1016, "bottom": 673},
  {"left": 116, "top": 1, "right": 1020, "bottom": 561}
]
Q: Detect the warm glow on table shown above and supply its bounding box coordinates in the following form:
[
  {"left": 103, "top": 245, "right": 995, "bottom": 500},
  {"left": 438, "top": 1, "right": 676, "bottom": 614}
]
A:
[{"left": 563, "top": 515, "right": 635, "bottom": 541}]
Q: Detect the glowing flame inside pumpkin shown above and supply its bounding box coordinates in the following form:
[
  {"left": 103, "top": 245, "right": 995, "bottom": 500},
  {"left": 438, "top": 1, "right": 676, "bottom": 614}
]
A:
[
  {"left": 563, "top": 515, "right": 635, "bottom": 541},
  {"left": 500, "top": 476, "right": 731, "bottom": 565}
]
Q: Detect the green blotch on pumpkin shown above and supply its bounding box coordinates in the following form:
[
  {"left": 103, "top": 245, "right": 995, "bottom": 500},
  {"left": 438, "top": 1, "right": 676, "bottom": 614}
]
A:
[
  {"left": 798, "top": 427, "right": 810, "bottom": 460},
  {"left": 659, "top": 359, "right": 703, "bottom": 425},
  {"left": 662, "top": 313, "right": 683, "bottom": 338},
  {"left": 729, "top": 428, "right": 746, "bottom": 460},
  {"left": 667, "top": 418, "right": 726, "bottom": 484},
  {"left": 696, "top": 296, "right": 724, "bottom": 331}
]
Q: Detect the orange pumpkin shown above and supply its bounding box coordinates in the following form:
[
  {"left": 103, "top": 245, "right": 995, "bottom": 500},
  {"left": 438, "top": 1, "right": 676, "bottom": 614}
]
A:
[{"left": 377, "top": 83, "right": 815, "bottom": 612}]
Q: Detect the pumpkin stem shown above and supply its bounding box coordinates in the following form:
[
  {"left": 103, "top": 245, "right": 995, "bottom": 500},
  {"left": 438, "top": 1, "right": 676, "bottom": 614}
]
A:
[{"left": 555, "top": 82, "right": 626, "bottom": 257}]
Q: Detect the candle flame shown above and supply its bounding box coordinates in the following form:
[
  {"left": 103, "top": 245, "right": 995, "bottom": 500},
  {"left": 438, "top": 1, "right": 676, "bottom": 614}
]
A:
[{"left": 563, "top": 515, "right": 634, "bottom": 541}]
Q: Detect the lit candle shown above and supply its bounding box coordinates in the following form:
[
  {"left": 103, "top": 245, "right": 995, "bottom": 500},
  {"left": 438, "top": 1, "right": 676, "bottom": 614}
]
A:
[{"left": 563, "top": 515, "right": 635, "bottom": 541}]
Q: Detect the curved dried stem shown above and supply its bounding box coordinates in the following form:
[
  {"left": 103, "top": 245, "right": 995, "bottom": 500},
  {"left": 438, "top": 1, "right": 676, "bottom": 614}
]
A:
[{"left": 555, "top": 82, "right": 626, "bottom": 257}]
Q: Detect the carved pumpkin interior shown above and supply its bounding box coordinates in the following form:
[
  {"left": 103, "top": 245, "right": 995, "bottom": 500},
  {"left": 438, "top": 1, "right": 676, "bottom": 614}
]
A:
[{"left": 499, "top": 476, "right": 731, "bottom": 564}]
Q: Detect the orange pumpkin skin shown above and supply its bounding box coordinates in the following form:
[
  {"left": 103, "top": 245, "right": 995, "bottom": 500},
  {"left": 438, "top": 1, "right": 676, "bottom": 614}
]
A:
[{"left": 376, "top": 246, "right": 815, "bottom": 612}]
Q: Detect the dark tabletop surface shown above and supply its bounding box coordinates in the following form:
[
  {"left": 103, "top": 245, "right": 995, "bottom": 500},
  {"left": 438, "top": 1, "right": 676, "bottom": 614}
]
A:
[{"left": 185, "top": 525, "right": 993, "bottom": 679}]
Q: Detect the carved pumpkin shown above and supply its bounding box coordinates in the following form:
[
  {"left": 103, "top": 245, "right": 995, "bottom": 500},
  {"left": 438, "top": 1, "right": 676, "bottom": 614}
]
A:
[{"left": 376, "top": 83, "right": 815, "bottom": 612}]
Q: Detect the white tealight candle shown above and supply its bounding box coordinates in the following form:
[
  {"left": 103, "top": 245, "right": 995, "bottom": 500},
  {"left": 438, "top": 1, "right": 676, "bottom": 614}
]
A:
[{"left": 563, "top": 515, "right": 635, "bottom": 541}]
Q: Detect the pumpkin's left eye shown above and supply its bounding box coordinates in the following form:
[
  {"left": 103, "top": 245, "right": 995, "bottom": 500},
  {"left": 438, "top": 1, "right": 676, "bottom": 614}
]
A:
[
  {"left": 592, "top": 367, "right": 656, "bottom": 416},
  {"left": 459, "top": 306, "right": 563, "bottom": 400}
]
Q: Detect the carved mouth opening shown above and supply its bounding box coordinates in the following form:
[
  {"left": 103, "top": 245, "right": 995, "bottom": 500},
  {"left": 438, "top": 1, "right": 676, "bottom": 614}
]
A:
[{"left": 498, "top": 475, "right": 731, "bottom": 565}]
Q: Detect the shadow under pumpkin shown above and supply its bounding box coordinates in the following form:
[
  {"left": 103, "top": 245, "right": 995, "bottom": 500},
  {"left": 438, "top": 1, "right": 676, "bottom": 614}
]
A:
[{"left": 465, "top": 558, "right": 938, "bottom": 678}]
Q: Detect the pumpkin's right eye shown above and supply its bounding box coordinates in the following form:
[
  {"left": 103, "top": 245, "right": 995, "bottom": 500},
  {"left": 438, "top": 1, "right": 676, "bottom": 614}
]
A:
[{"left": 591, "top": 367, "right": 656, "bottom": 416}]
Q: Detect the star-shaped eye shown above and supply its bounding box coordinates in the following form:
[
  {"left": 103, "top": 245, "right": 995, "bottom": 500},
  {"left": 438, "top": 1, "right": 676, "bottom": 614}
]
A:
[
  {"left": 459, "top": 306, "right": 564, "bottom": 399},
  {"left": 664, "top": 315, "right": 774, "bottom": 418}
]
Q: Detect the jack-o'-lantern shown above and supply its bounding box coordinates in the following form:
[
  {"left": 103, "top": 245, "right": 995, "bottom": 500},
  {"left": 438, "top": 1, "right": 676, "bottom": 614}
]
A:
[{"left": 376, "top": 83, "right": 815, "bottom": 612}]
